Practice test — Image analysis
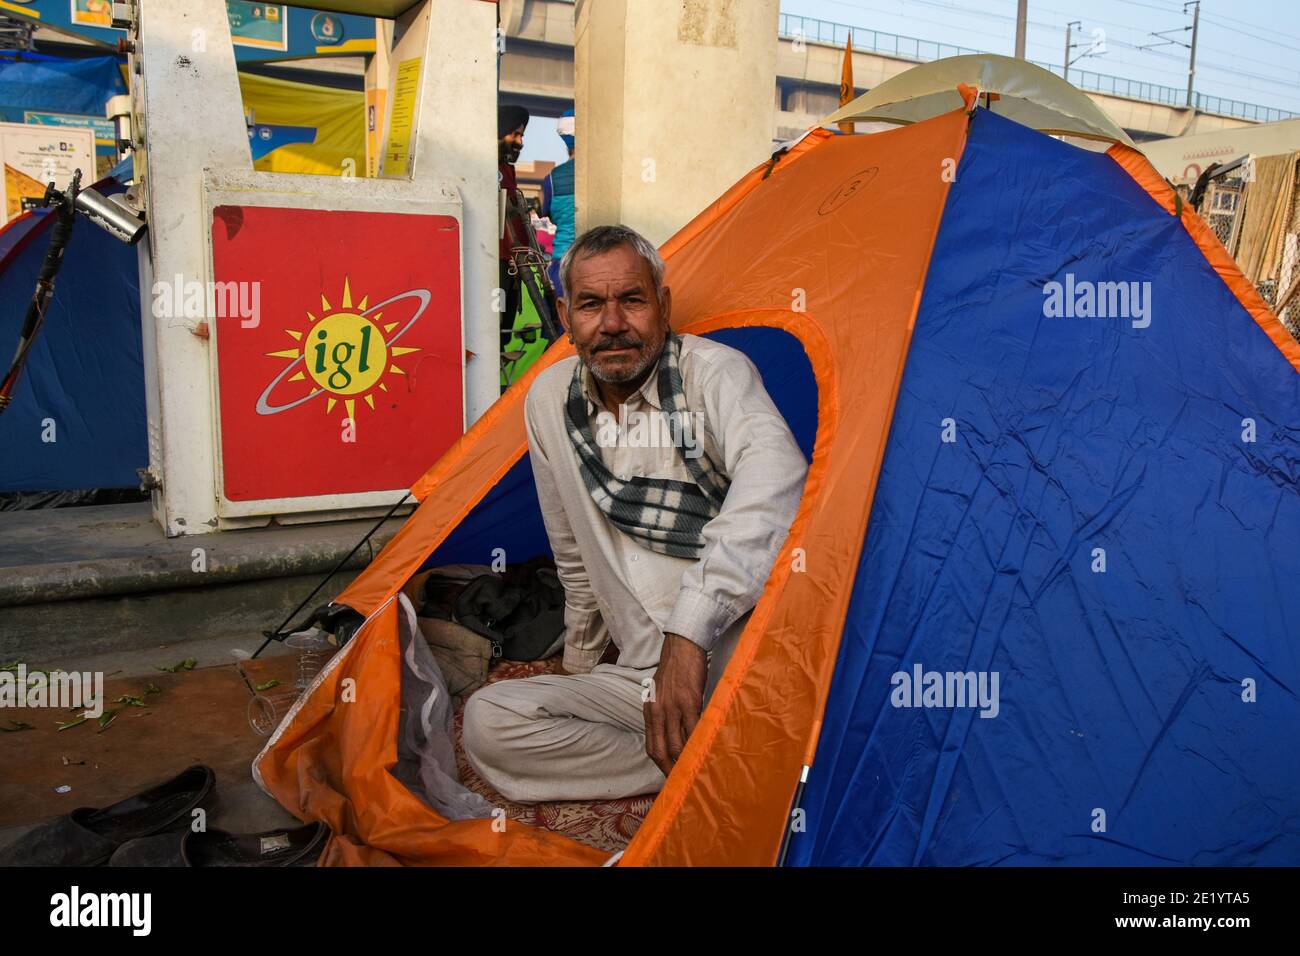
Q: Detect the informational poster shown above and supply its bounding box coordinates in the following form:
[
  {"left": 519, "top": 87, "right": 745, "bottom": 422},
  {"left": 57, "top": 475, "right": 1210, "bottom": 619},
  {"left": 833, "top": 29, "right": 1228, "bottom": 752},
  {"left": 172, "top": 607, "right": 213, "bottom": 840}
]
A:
[
  {"left": 209, "top": 205, "right": 464, "bottom": 503},
  {"left": 0, "top": 122, "right": 95, "bottom": 221},
  {"left": 383, "top": 58, "right": 422, "bottom": 178},
  {"left": 227, "top": 2, "right": 288, "bottom": 52},
  {"left": 70, "top": 0, "right": 112, "bottom": 28},
  {"left": 24, "top": 111, "right": 116, "bottom": 152}
]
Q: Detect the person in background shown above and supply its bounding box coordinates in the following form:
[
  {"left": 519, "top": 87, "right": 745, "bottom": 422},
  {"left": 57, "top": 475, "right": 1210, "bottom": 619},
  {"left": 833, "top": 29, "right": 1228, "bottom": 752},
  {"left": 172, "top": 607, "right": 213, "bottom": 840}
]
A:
[
  {"left": 541, "top": 109, "right": 576, "bottom": 299},
  {"left": 499, "top": 104, "right": 530, "bottom": 335}
]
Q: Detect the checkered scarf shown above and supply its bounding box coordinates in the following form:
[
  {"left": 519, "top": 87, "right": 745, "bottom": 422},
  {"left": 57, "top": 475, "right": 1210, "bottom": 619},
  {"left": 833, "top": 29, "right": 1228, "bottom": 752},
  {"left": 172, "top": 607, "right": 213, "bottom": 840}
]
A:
[{"left": 565, "top": 333, "right": 730, "bottom": 558}]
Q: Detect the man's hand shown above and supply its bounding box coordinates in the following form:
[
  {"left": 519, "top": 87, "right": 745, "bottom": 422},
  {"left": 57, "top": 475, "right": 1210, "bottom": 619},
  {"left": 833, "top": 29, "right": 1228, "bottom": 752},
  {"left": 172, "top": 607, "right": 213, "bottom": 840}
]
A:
[
  {"left": 644, "top": 633, "right": 707, "bottom": 777},
  {"left": 557, "top": 641, "right": 618, "bottom": 676}
]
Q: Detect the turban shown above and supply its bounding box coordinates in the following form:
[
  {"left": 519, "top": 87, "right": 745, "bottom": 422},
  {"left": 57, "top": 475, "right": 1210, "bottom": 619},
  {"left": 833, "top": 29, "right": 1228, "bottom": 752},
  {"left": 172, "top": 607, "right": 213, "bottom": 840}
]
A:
[
  {"left": 498, "top": 104, "right": 530, "bottom": 139},
  {"left": 557, "top": 109, "right": 575, "bottom": 152}
]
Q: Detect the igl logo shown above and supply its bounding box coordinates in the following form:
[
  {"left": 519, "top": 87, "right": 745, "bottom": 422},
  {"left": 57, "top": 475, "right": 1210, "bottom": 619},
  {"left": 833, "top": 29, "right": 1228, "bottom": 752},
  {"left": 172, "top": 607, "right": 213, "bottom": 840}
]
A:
[{"left": 257, "top": 277, "right": 432, "bottom": 424}]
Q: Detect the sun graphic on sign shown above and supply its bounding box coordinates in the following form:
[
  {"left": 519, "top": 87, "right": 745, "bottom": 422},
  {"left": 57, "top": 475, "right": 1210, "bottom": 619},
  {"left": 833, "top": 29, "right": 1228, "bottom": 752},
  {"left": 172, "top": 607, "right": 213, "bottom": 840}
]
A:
[{"left": 265, "top": 277, "right": 420, "bottom": 422}]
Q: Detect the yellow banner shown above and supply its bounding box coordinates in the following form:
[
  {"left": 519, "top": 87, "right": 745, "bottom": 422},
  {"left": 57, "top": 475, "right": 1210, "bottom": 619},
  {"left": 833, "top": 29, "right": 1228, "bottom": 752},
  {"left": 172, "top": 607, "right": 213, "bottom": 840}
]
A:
[{"left": 239, "top": 72, "right": 365, "bottom": 178}]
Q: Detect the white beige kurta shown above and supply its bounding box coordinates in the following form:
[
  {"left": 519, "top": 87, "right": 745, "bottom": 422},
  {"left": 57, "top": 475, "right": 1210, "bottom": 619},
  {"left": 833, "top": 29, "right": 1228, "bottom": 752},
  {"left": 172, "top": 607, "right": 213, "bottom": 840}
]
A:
[{"left": 463, "top": 335, "right": 807, "bottom": 803}]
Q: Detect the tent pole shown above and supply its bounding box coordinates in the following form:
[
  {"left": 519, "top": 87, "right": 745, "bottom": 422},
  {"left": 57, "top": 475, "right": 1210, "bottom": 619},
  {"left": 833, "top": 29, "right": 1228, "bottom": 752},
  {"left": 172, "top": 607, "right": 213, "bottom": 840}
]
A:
[
  {"left": 775, "top": 763, "right": 811, "bottom": 866},
  {"left": 252, "top": 491, "right": 412, "bottom": 658}
]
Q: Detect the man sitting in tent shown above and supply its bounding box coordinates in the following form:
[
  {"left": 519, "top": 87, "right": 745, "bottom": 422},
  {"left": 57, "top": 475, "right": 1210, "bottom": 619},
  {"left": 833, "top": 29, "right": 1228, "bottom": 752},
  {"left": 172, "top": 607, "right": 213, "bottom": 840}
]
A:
[{"left": 463, "top": 224, "right": 807, "bottom": 803}]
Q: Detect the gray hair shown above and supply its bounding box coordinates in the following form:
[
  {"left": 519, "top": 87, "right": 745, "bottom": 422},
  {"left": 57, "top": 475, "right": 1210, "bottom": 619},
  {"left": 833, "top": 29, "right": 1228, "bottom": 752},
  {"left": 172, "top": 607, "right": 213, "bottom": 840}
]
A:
[{"left": 559, "top": 224, "right": 666, "bottom": 305}]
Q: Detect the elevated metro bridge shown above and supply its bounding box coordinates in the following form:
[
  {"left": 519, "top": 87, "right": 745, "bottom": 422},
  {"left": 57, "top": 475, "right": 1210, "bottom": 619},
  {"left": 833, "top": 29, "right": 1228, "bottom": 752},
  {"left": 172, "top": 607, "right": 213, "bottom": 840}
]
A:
[{"left": 497, "top": 1, "right": 1291, "bottom": 143}]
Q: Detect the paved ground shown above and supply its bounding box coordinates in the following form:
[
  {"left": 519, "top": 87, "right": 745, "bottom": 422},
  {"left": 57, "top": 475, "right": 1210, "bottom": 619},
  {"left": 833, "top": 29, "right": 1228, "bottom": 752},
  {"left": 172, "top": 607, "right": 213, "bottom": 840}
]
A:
[
  {"left": 0, "top": 502, "right": 396, "bottom": 858},
  {"left": 0, "top": 502, "right": 405, "bottom": 579},
  {"left": 0, "top": 501, "right": 405, "bottom": 661},
  {"left": 0, "top": 637, "right": 309, "bottom": 855}
]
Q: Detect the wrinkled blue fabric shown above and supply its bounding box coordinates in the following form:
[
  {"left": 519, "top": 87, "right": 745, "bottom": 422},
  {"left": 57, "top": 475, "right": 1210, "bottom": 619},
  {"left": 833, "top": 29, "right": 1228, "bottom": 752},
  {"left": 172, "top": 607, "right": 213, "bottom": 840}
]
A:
[
  {"left": 0, "top": 187, "right": 145, "bottom": 492},
  {"left": 788, "top": 110, "right": 1300, "bottom": 866}
]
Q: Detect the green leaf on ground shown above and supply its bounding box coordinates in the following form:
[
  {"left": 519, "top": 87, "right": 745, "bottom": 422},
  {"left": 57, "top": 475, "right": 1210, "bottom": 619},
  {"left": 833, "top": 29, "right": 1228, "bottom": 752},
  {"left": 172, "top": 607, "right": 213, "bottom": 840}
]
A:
[
  {"left": 97, "top": 709, "right": 120, "bottom": 729},
  {"left": 56, "top": 716, "right": 88, "bottom": 732},
  {"left": 0, "top": 660, "right": 22, "bottom": 672},
  {"left": 155, "top": 658, "right": 197, "bottom": 673},
  {"left": 1, "top": 720, "right": 34, "bottom": 732},
  {"left": 255, "top": 679, "right": 282, "bottom": 691},
  {"left": 144, "top": 683, "right": 161, "bottom": 695},
  {"left": 115, "top": 695, "right": 146, "bottom": 708}
]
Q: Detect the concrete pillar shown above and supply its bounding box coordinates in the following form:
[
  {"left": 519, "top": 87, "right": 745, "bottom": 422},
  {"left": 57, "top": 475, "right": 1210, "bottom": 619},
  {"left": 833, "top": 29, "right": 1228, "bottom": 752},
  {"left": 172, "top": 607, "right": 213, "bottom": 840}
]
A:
[{"left": 574, "top": 0, "right": 779, "bottom": 246}]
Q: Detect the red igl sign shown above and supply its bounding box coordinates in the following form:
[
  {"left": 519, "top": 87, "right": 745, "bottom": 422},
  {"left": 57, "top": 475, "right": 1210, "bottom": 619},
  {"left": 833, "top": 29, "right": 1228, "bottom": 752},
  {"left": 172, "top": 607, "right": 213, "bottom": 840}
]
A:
[{"left": 210, "top": 205, "right": 463, "bottom": 503}]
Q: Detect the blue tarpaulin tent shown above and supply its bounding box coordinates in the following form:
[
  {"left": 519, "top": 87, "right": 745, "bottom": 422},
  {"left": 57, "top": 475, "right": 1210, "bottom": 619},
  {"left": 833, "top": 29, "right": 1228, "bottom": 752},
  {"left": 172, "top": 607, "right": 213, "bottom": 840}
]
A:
[
  {"left": 0, "top": 52, "right": 126, "bottom": 156},
  {"left": 0, "top": 52, "right": 142, "bottom": 492},
  {"left": 0, "top": 189, "right": 145, "bottom": 492}
]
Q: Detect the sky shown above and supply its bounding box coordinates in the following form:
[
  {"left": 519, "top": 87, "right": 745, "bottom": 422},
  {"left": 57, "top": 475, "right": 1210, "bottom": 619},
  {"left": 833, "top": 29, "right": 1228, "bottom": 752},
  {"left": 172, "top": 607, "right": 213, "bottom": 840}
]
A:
[
  {"left": 518, "top": 0, "right": 1300, "bottom": 164},
  {"left": 780, "top": 0, "right": 1300, "bottom": 112}
]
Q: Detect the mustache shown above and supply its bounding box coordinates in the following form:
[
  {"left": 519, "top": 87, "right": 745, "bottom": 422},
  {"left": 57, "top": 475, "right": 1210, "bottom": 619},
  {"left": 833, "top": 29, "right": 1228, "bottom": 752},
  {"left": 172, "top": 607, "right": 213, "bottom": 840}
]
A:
[{"left": 591, "top": 334, "right": 643, "bottom": 353}]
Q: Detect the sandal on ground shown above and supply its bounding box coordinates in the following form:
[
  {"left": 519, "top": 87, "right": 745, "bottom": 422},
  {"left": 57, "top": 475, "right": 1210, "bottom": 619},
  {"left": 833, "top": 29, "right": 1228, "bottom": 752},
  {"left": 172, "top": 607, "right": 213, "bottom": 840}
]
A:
[
  {"left": 108, "top": 821, "right": 330, "bottom": 867},
  {"left": 0, "top": 765, "right": 216, "bottom": 867}
]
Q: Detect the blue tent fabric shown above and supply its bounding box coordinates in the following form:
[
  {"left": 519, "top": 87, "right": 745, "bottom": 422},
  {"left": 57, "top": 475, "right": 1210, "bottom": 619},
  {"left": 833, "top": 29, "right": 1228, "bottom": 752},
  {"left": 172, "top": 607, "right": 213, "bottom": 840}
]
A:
[
  {"left": 426, "top": 454, "right": 553, "bottom": 569},
  {"left": 0, "top": 202, "right": 145, "bottom": 491},
  {"left": 0, "top": 207, "right": 45, "bottom": 263},
  {"left": 107, "top": 154, "right": 133, "bottom": 184},
  {"left": 788, "top": 110, "right": 1300, "bottom": 866}
]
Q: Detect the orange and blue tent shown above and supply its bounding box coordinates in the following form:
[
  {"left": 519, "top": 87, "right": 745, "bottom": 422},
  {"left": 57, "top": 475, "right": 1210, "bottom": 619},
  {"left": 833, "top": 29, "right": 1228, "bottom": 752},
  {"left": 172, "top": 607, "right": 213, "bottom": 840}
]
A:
[{"left": 254, "top": 58, "right": 1300, "bottom": 866}]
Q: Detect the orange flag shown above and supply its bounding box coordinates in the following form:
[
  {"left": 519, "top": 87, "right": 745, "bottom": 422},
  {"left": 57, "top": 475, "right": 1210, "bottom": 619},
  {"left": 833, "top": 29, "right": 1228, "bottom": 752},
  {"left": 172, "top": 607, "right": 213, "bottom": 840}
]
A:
[{"left": 838, "top": 33, "right": 855, "bottom": 134}]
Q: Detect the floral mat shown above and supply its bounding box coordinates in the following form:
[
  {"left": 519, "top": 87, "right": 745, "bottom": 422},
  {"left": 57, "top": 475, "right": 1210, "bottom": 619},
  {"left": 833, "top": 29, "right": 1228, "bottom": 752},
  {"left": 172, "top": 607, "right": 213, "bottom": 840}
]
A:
[{"left": 451, "top": 657, "right": 654, "bottom": 855}]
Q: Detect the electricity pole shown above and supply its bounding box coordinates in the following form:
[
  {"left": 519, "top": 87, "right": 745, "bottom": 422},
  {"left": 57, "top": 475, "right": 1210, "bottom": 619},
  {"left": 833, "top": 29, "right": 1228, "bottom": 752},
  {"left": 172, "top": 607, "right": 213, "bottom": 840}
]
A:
[
  {"left": 1140, "top": 1, "right": 1200, "bottom": 108},
  {"left": 1186, "top": 1, "right": 1200, "bottom": 108},
  {"left": 1015, "top": 0, "right": 1027, "bottom": 59},
  {"left": 1064, "top": 20, "right": 1076, "bottom": 82},
  {"left": 1063, "top": 21, "right": 1105, "bottom": 82}
]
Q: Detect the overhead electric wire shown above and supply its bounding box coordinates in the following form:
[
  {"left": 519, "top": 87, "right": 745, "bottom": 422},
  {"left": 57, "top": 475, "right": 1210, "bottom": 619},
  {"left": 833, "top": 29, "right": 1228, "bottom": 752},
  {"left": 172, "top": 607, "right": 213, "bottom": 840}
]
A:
[
  {"left": 1200, "top": 12, "right": 1300, "bottom": 50},
  {"left": 786, "top": 0, "right": 1300, "bottom": 112}
]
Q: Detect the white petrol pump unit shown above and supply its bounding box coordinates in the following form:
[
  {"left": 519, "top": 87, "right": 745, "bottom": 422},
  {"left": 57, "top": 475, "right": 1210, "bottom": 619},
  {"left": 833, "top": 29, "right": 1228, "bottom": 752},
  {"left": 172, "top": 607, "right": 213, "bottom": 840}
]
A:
[{"left": 120, "top": 0, "right": 498, "bottom": 536}]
